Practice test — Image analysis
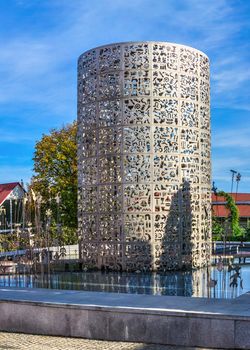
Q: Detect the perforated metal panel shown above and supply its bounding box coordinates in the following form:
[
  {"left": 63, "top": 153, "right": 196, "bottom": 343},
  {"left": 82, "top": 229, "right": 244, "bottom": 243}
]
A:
[{"left": 77, "top": 42, "right": 211, "bottom": 271}]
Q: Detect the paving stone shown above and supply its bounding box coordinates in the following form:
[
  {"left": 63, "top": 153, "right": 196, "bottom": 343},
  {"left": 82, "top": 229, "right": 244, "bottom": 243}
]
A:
[{"left": 0, "top": 332, "right": 218, "bottom": 350}]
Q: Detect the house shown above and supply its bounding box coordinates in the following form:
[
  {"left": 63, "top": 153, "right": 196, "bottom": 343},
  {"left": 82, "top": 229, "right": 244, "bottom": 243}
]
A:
[
  {"left": 212, "top": 193, "right": 250, "bottom": 229},
  {"left": 0, "top": 182, "right": 26, "bottom": 233}
]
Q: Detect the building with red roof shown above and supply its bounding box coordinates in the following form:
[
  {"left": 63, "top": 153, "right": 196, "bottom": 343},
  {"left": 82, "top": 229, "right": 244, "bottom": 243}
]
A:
[
  {"left": 212, "top": 193, "right": 250, "bottom": 228},
  {"left": 0, "top": 182, "right": 25, "bottom": 233},
  {"left": 0, "top": 182, "right": 24, "bottom": 206}
]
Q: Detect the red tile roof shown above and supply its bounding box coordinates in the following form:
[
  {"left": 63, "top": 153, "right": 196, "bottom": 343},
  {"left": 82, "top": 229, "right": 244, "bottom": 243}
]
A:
[
  {"left": 0, "top": 182, "right": 22, "bottom": 206},
  {"left": 212, "top": 192, "right": 250, "bottom": 218},
  {"left": 212, "top": 193, "right": 250, "bottom": 202},
  {"left": 213, "top": 205, "right": 250, "bottom": 218}
]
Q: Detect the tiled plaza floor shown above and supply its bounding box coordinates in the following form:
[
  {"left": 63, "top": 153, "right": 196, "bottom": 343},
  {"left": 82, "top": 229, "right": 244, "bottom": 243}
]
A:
[{"left": 0, "top": 332, "right": 218, "bottom": 350}]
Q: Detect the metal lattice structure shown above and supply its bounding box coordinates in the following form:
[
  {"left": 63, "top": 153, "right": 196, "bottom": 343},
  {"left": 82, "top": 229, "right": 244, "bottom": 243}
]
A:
[{"left": 77, "top": 41, "right": 211, "bottom": 271}]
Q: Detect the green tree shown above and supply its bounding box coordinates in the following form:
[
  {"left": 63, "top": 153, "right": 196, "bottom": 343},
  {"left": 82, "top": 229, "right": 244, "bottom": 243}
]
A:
[
  {"left": 31, "top": 122, "right": 77, "bottom": 244},
  {"left": 212, "top": 216, "right": 224, "bottom": 241}
]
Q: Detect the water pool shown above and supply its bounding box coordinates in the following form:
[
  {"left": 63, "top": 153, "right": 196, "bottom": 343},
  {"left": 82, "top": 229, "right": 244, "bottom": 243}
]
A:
[{"left": 0, "top": 263, "right": 249, "bottom": 299}]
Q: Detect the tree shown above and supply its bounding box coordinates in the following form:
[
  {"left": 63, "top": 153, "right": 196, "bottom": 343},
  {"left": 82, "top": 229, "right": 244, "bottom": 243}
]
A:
[
  {"left": 212, "top": 216, "right": 224, "bottom": 241},
  {"left": 31, "top": 122, "right": 77, "bottom": 244}
]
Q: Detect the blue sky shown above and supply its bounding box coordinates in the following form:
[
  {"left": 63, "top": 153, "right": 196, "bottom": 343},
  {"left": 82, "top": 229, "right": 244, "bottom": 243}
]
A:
[{"left": 0, "top": 0, "right": 249, "bottom": 192}]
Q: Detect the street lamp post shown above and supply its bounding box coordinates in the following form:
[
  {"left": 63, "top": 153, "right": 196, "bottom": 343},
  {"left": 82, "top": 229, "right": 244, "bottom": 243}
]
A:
[
  {"left": 235, "top": 173, "right": 241, "bottom": 202},
  {"left": 230, "top": 169, "right": 237, "bottom": 194}
]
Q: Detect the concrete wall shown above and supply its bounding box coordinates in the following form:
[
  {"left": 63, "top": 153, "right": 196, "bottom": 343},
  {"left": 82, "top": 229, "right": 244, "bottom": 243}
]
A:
[{"left": 0, "top": 300, "right": 249, "bottom": 349}]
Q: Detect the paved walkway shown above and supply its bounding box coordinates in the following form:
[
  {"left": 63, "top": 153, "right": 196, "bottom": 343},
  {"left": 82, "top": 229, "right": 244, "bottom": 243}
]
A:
[{"left": 0, "top": 332, "right": 217, "bottom": 350}]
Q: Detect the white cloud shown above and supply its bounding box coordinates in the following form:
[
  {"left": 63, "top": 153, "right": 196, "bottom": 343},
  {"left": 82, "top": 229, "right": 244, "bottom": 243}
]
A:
[
  {"left": 0, "top": 165, "right": 32, "bottom": 184},
  {"left": 213, "top": 128, "right": 250, "bottom": 148},
  {"left": 0, "top": 130, "right": 39, "bottom": 143},
  {"left": 0, "top": 0, "right": 249, "bottom": 189},
  {"left": 0, "top": 0, "right": 248, "bottom": 112}
]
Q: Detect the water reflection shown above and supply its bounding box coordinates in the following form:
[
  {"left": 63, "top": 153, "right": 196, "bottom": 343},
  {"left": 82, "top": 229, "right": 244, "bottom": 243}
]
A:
[{"left": 0, "top": 265, "right": 248, "bottom": 299}]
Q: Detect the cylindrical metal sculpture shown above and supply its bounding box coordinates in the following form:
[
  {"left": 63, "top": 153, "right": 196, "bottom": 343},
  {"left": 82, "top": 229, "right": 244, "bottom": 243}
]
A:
[{"left": 77, "top": 41, "right": 211, "bottom": 271}]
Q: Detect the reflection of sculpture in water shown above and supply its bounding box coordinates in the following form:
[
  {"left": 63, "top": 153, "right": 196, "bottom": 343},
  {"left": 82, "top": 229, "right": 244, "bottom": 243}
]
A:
[{"left": 229, "top": 264, "right": 243, "bottom": 289}]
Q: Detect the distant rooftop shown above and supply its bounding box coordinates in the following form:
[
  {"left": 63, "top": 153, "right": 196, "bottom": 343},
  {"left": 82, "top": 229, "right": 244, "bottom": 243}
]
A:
[
  {"left": 0, "top": 182, "right": 24, "bottom": 206},
  {"left": 212, "top": 193, "right": 250, "bottom": 218}
]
